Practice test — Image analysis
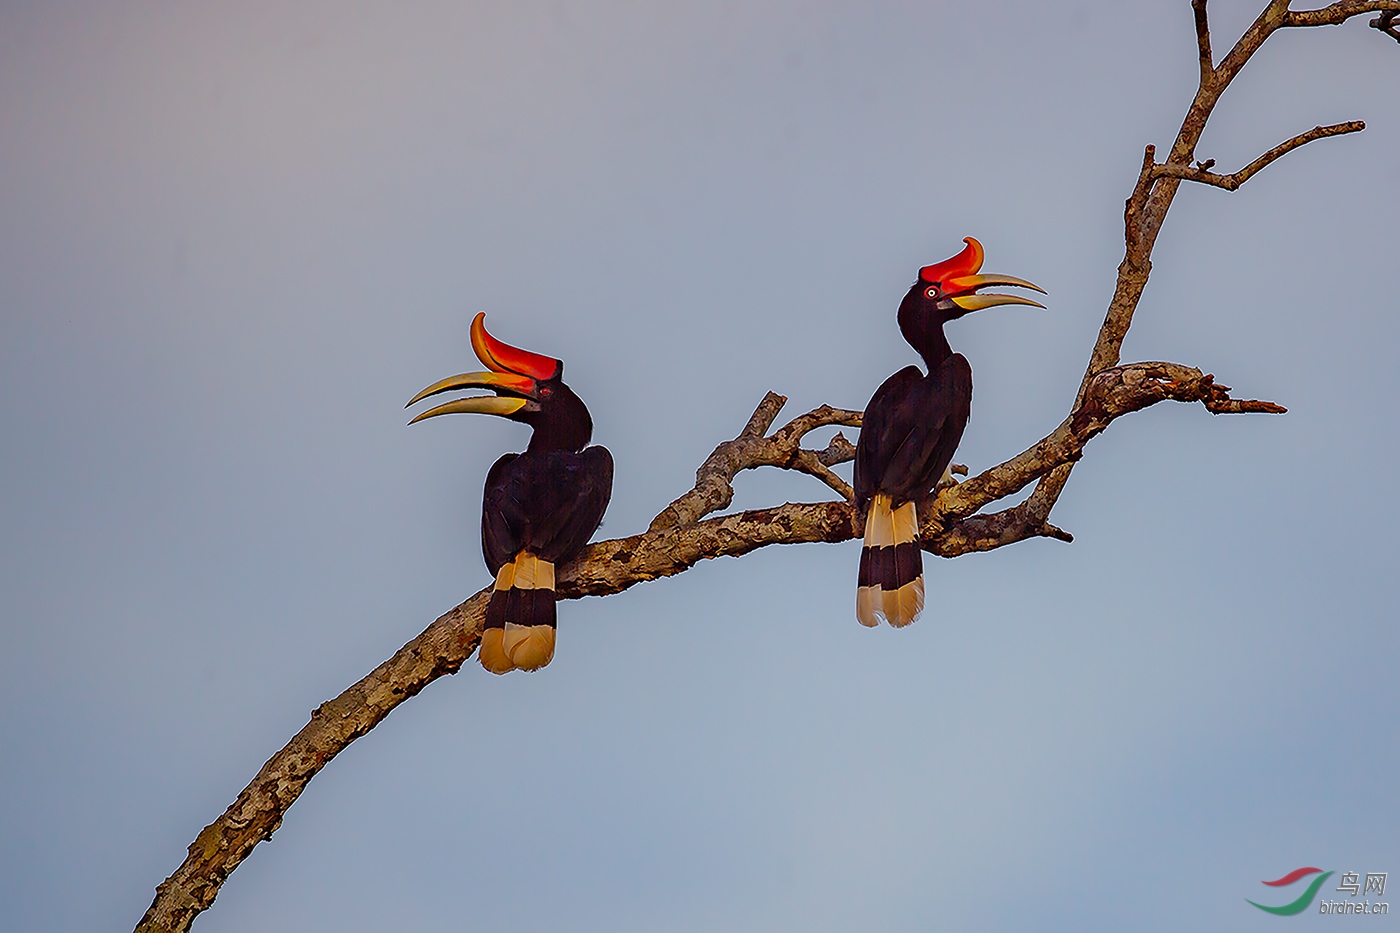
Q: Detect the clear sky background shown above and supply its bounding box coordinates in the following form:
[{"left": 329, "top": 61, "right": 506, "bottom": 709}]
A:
[{"left": 2, "top": 2, "right": 1398, "bottom": 931}]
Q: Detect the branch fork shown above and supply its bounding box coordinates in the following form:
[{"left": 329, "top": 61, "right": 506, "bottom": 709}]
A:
[{"left": 646, "top": 392, "right": 862, "bottom": 532}]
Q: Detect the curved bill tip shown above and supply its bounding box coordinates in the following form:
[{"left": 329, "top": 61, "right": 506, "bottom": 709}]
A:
[
  {"left": 949, "top": 293, "right": 1047, "bottom": 312},
  {"left": 405, "top": 371, "right": 536, "bottom": 409}
]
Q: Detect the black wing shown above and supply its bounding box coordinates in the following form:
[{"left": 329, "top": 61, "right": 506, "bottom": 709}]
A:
[
  {"left": 481, "top": 453, "right": 524, "bottom": 575},
  {"left": 480, "top": 446, "right": 614, "bottom": 573},
  {"left": 854, "top": 355, "right": 972, "bottom": 509},
  {"left": 855, "top": 365, "right": 922, "bottom": 512},
  {"left": 525, "top": 445, "right": 614, "bottom": 564}
]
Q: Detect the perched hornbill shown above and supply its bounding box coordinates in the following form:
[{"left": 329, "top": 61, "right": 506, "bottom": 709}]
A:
[
  {"left": 407, "top": 312, "right": 613, "bottom": 673},
  {"left": 853, "top": 237, "right": 1044, "bottom": 628}
]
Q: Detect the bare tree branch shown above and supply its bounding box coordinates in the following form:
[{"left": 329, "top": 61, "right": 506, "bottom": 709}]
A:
[
  {"left": 1373, "top": 10, "right": 1400, "bottom": 39},
  {"left": 1049, "top": 0, "right": 1392, "bottom": 525},
  {"left": 134, "top": 3, "right": 1393, "bottom": 930},
  {"left": 1194, "top": 0, "right": 1215, "bottom": 83},
  {"left": 1285, "top": 1, "right": 1400, "bottom": 28},
  {"left": 1153, "top": 121, "right": 1366, "bottom": 190},
  {"left": 647, "top": 393, "right": 862, "bottom": 531},
  {"left": 927, "top": 363, "right": 1283, "bottom": 530}
]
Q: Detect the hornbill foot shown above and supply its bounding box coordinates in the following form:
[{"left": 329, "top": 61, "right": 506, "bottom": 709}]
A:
[{"left": 935, "top": 463, "right": 969, "bottom": 490}]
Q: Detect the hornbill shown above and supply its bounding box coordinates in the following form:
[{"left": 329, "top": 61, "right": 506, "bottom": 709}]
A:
[
  {"left": 407, "top": 312, "right": 613, "bottom": 673},
  {"left": 853, "top": 237, "right": 1044, "bottom": 628}
]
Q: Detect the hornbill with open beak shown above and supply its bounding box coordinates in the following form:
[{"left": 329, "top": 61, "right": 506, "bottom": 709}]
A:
[
  {"left": 407, "top": 312, "right": 613, "bottom": 673},
  {"left": 853, "top": 237, "right": 1045, "bottom": 628}
]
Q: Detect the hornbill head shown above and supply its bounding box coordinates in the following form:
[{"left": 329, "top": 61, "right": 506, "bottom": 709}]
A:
[
  {"left": 911, "top": 236, "right": 1046, "bottom": 321},
  {"left": 406, "top": 312, "right": 593, "bottom": 451}
]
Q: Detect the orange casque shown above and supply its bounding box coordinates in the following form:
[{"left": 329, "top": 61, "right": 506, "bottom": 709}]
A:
[{"left": 470, "top": 312, "right": 562, "bottom": 381}]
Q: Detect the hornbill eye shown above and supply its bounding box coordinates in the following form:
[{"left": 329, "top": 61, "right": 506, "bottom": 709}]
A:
[{"left": 926, "top": 286, "right": 939, "bottom": 298}]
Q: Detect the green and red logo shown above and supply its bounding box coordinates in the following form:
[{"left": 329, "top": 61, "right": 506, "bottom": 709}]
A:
[{"left": 1248, "top": 867, "right": 1334, "bottom": 915}]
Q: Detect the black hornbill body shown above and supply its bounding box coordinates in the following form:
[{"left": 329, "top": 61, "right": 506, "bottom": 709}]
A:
[
  {"left": 408, "top": 313, "right": 613, "bottom": 673},
  {"left": 853, "top": 237, "right": 1044, "bottom": 628}
]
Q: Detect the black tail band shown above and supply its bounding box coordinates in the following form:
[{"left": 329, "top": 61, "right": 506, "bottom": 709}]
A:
[
  {"left": 859, "top": 541, "right": 922, "bottom": 590},
  {"left": 486, "top": 587, "right": 557, "bottom": 631}
]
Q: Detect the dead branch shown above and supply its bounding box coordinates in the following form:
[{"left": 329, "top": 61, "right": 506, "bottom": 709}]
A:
[
  {"left": 1058, "top": 0, "right": 1394, "bottom": 515},
  {"left": 1194, "top": 0, "right": 1215, "bottom": 81},
  {"left": 1153, "top": 121, "right": 1366, "bottom": 190},
  {"left": 135, "top": 3, "right": 1394, "bottom": 931},
  {"left": 646, "top": 393, "right": 862, "bottom": 531},
  {"left": 1285, "top": 1, "right": 1400, "bottom": 28},
  {"left": 926, "top": 363, "right": 1284, "bottom": 531},
  {"left": 1374, "top": 9, "right": 1400, "bottom": 39}
]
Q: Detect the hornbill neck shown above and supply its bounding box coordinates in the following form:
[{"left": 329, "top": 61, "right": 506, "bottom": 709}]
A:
[
  {"left": 525, "top": 381, "right": 593, "bottom": 454},
  {"left": 897, "top": 292, "right": 955, "bottom": 371}
]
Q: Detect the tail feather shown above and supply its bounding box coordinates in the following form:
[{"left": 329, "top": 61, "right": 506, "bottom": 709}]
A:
[
  {"left": 856, "top": 495, "right": 924, "bottom": 628},
  {"left": 882, "top": 575, "right": 924, "bottom": 629},
  {"left": 481, "top": 552, "right": 557, "bottom": 674},
  {"left": 855, "top": 546, "right": 880, "bottom": 628},
  {"left": 856, "top": 500, "right": 885, "bottom": 626}
]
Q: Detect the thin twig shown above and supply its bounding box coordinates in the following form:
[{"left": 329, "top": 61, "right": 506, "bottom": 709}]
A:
[
  {"left": 1194, "top": 0, "right": 1215, "bottom": 83},
  {"left": 787, "top": 449, "right": 855, "bottom": 501},
  {"left": 1153, "top": 121, "right": 1366, "bottom": 190},
  {"left": 1124, "top": 145, "right": 1158, "bottom": 255},
  {"left": 739, "top": 390, "right": 787, "bottom": 438},
  {"left": 1373, "top": 9, "right": 1400, "bottom": 39}
]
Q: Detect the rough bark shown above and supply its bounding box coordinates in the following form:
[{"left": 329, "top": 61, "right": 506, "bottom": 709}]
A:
[{"left": 136, "top": 4, "right": 1398, "bottom": 931}]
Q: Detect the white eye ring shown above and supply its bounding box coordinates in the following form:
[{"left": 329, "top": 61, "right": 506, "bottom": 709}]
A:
[{"left": 926, "top": 286, "right": 939, "bottom": 298}]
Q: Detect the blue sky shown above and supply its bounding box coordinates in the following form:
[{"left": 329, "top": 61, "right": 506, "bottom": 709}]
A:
[{"left": 2, "top": 2, "right": 1398, "bottom": 930}]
